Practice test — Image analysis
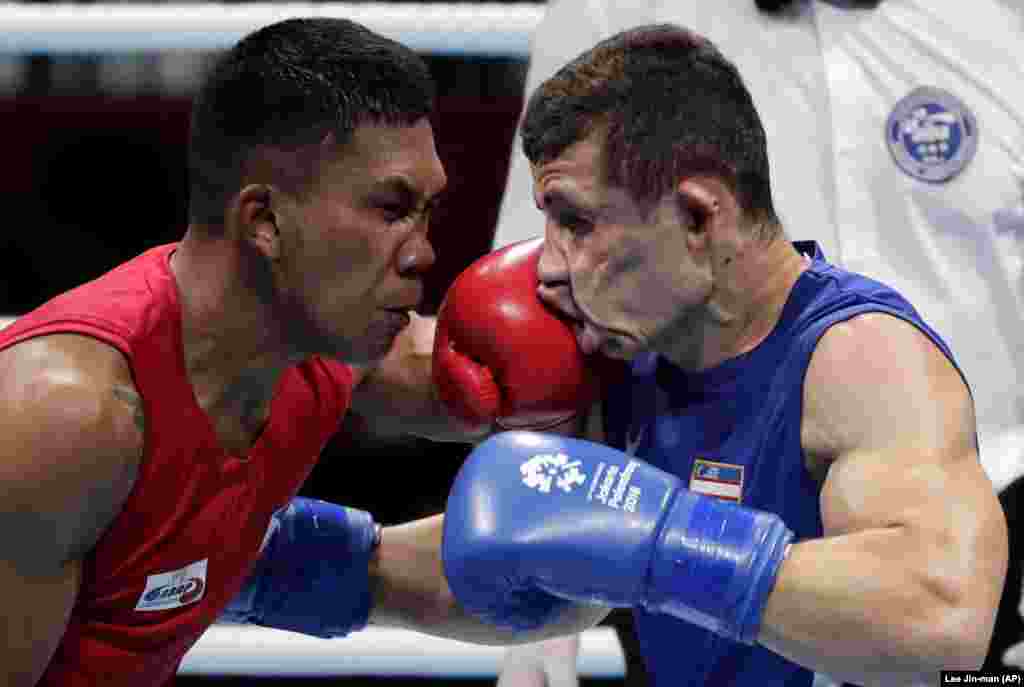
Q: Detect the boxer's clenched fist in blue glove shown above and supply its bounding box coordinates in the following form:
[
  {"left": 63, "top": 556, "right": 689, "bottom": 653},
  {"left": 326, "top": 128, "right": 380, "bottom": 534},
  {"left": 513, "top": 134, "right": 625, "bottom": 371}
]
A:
[{"left": 442, "top": 432, "right": 793, "bottom": 644}]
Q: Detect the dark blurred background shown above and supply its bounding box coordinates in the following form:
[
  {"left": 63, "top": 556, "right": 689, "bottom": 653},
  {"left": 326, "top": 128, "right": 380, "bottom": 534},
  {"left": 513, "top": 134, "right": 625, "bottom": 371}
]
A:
[{"left": 0, "top": 28, "right": 618, "bottom": 687}]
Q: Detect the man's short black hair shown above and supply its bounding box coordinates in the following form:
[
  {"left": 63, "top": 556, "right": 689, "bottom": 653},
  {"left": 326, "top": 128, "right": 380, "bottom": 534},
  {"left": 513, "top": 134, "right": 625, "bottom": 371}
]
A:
[
  {"left": 522, "top": 23, "right": 777, "bottom": 226},
  {"left": 188, "top": 17, "right": 435, "bottom": 225}
]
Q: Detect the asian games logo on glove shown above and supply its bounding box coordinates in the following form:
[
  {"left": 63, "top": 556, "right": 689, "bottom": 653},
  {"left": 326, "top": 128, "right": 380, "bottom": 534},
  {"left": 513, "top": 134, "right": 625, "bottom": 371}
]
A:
[{"left": 521, "top": 453, "right": 587, "bottom": 494}]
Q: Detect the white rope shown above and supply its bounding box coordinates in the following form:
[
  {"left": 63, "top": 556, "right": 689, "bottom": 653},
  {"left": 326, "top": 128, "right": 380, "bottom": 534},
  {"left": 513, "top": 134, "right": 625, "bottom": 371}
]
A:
[
  {"left": 179, "top": 625, "right": 626, "bottom": 677},
  {"left": 0, "top": 2, "right": 545, "bottom": 56}
]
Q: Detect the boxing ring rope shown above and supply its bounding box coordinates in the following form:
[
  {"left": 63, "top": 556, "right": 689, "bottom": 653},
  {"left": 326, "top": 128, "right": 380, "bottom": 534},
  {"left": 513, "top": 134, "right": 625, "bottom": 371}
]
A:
[
  {"left": 180, "top": 625, "right": 626, "bottom": 677},
  {"left": 0, "top": 314, "right": 626, "bottom": 678},
  {"left": 0, "top": 2, "right": 543, "bottom": 57}
]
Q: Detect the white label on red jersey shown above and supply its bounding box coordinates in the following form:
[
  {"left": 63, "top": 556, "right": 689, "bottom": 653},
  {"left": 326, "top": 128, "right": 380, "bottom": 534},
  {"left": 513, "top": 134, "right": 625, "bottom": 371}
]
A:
[{"left": 135, "top": 558, "right": 208, "bottom": 612}]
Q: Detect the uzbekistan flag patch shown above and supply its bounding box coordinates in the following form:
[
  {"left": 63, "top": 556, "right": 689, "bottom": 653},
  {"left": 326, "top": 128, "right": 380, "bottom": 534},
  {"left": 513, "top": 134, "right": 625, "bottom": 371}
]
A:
[{"left": 689, "top": 459, "right": 744, "bottom": 503}]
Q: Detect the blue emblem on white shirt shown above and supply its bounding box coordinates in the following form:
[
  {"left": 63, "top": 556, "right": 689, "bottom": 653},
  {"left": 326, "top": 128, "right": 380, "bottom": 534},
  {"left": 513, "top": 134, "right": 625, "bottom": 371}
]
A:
[{"left": 886, "top": 86, "right": 978, "bottom": 183}]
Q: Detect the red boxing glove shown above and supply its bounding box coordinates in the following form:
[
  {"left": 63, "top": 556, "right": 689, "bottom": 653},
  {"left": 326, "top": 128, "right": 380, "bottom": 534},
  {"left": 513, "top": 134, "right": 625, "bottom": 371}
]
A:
[{"left": 434, "top": 238, "right": 615, "bottom": 432}]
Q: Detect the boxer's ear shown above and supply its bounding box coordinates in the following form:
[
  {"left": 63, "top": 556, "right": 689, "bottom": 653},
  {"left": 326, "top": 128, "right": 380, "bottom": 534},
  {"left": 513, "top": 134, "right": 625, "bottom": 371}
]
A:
[
  {"left": 675, "top": 177, "right": 721, "bottom": 235},
  {"left": 236, "top": 184, "right": 280, "bottom": 260}
]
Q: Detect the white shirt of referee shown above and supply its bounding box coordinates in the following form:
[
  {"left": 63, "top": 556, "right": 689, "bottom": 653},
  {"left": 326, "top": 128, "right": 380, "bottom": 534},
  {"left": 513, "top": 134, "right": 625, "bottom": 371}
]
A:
[{"left": 493, "top": 0, "right": 1024, "bottom": 492}]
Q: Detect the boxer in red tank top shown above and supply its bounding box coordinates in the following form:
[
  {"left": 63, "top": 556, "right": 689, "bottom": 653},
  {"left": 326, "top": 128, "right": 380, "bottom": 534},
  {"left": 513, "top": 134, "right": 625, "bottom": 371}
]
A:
[{"left": 0, "top": 17, "right": 615, "bottom": 687}]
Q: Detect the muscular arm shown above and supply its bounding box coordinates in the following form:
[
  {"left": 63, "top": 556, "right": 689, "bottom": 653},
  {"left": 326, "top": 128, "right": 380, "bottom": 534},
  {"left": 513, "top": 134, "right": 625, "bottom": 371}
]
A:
[
  {"left": 759, "top": 314, "right": 1007, "bottom": 685},
  {"left": 0, "top": 335, "right": 143, "bottom": 685},
  {"left": 350, "top": 312, "right": 484, "bottom": 443},
  {"left": 368, "top": 514, "right": 609, "bottom": 645}
]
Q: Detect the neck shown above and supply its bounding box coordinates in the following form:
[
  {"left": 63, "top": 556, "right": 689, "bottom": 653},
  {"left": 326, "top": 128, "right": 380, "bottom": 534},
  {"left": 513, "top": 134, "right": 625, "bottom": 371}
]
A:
[
  {"left": 662, "top": 234, "right": 808, "bottom": 371},
  {"left": 171, "top": 228, "right": 299, "bottom": 416}
]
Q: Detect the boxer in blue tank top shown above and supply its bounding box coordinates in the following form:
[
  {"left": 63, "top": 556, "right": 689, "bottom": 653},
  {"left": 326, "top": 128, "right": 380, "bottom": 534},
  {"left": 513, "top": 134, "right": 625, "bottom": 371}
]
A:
[
  {"left": 439, "top": 24, "right": 1007, "bottom": 687},
  {"left": 601, "top": 240, "right": 962, "bottom": 686}
]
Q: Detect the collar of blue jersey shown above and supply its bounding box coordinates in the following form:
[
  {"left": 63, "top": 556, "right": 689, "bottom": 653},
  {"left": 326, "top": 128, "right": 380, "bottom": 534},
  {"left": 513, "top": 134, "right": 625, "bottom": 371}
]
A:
[{"left": 793, "top": 240, "right": 824, "bottom": 262}]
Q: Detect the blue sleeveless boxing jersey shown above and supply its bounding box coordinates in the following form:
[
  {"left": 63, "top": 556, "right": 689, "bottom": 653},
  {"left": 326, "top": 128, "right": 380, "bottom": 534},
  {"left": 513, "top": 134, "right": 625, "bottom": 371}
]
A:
[{"left": 602, "top": 241, "right": 969, "bottom": 687}]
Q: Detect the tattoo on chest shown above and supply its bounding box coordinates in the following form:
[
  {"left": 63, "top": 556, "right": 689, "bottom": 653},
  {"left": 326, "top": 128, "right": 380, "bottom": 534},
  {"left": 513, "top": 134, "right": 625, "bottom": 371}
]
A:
[{"left": 222, "top": 374, "right": 273, "bottom": 434}]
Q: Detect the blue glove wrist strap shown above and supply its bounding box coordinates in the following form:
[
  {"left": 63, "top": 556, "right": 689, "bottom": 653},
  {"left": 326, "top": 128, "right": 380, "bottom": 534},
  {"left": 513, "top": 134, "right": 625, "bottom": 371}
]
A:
[{"left": 646, "top": 489, "right": 793, "bottom": 644}]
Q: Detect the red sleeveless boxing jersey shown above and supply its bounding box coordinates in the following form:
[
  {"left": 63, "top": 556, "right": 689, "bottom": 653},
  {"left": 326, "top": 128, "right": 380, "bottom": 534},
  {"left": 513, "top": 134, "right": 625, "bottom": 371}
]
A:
[{"left": 0, "top": 244, "right": 355, "bottom": 686}]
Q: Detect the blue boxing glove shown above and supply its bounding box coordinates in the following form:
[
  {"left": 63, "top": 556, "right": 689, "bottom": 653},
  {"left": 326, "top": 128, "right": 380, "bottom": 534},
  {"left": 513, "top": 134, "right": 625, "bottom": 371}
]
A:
[
  {"left": 442, "top": 432, "right": 793, "bottom": 645},
  {"left": 220, "top": 497, "right": 380, "bottom": 638}
]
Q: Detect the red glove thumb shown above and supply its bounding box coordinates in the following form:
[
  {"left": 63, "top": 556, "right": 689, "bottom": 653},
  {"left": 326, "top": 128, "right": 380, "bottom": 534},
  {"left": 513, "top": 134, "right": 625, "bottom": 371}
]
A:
[{"left": 432, "top": 311, "right": 502, "bottom": 429}]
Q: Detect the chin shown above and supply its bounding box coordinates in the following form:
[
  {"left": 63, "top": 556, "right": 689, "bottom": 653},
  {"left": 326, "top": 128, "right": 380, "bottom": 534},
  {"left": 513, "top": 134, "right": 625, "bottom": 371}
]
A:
[
  {"left": 357, "top": 341, "right": 395, "bottom": 365},
  {"left": 318, "top": 310, "right": 406, "bottom": 364},
  {"left": 343, "top": 329, "right": 401, "bottom": 365}
]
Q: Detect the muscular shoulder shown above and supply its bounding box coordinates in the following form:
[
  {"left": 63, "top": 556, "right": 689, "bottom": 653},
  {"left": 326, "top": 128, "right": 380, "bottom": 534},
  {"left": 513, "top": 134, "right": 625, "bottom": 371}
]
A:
[
  {"left": 801, "top": 312, "right": 974, "bottom": 475},
  {"left": 0, "top": 334, "right": 144, "bottom": 571}
]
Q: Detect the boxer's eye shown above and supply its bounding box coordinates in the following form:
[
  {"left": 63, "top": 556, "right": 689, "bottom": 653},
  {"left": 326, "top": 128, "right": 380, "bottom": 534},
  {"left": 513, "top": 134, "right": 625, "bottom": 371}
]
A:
[
  {"left": 540, "top": 191, "right": 594, "bottom": 237},
  {"left": 377, "top": 203, "right": 412, "bottom": 223},
  {"left": 558, "top": 213, "right": 593, "bottom": 237}
]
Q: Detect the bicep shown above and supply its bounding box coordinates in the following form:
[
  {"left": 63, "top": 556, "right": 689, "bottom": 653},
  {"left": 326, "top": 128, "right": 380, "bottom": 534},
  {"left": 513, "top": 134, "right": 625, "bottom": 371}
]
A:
[
  {"left": 0, "top": 336, "right": 142, "bottom": 672},
  {"left": 0, "top": 339, "right": 142, "bottom": 566},
  {"left": 806, "top": 315, "right": 977, "bottom": 521},
  {"left": 0, "top": 346, "right": 142, "bottom": 680},
  {"left": 806, "top": 313, "right": 1005, "bottom": 587},
  {"left": 0, "top": 438, "right": 103, "bottom": 685},
  {"left": 0, "top": 558, "right": 81, "bottom": 686}
]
